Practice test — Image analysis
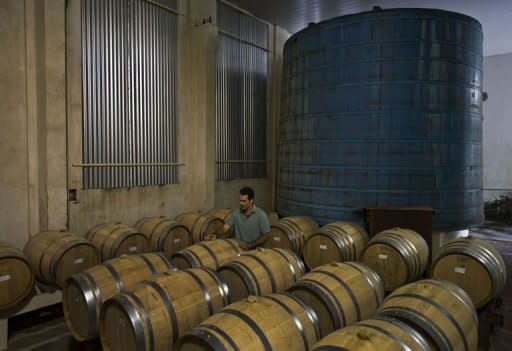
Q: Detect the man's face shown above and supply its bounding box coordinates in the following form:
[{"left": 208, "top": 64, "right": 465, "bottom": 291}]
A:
[{"left": 239, "top": 194, "right": 253, "bottom": 212}]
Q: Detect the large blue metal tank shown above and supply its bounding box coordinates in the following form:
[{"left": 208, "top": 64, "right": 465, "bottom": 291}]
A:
[{"left": 277, "top": 8, "right": 484, "bottom": 231}]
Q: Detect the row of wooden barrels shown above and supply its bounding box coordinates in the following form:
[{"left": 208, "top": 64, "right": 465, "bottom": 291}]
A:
[
  {"left": 0, "top": 213, "right": 507, "bottom": 315},
  {"left": 180, "top": 279, "right": 478, "bottom": 351},
  {"left": 58, "top": 246, "right": 478, "bottom": 351},
  {"left": 0, "top": 208, "right": 238, "bottom": 315},
  {"left": 264, "top": 217, "right": 507, "bottom": 309}
]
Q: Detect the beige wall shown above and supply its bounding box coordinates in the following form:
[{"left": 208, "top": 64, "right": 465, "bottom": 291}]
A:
[
  {"left": 0, "top": 1, "right": 30, "bottom": 249},
  {"left": 0, "top": 0, "right": 288, "bottom": 245},
  {"left": 0, "top": 0, "right": 67, "bottom": 248}
]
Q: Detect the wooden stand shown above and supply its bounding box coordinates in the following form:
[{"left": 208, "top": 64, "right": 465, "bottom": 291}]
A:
[
  {"left": 0, "top": 287, "right": 62, "bottom": 350},
  {"left": 365, "top": 205, "right": 434, "bottom": 264}
]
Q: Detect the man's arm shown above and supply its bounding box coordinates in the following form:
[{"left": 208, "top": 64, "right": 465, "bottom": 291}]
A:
[
  {"left": 205, "top": 223, "right": 231, "bottom": 241},
  {"left": 245, "top": 231, "right": 271, "bottom": 250}
]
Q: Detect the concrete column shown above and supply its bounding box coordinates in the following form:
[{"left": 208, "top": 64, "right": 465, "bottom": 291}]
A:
[
  {"left": 0, "top": 1, "right": 30, "bottom": 248},
  {"left": 268, "top": 25, "right": 290, "bottom": 210},
  {"left": 43, "top": 0, "right": 67, "bottom": 230},
  {"left": 179, "top": 0, "right": 217, "bottom": 212}
]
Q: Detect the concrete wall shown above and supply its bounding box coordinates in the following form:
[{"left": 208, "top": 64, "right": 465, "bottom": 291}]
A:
[
  {"left": 0, "top": 1, "right": 30, "bottom": 249},
  {"left": 0, "top": 0, "right": 288, "bottom": 246},
  {"left": 0, "top": 0, "right": 67, "bottom": 248},
  {"left": 483, "top": 53, "right": 512, "bottom": 202}
]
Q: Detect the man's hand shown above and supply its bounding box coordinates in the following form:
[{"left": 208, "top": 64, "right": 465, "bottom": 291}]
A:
[
  {"left": 239, "top": 241, "right": 249, "bottom": 251},
  {"left": 246, "top": 232, "right": 271, "bottom": 249},
  {"left": 204, "top": 234, "right": 216, "bottom": 241}
]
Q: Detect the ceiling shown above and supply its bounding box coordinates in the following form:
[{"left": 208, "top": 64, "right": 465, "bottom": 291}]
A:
[{"left": 230, "top": 0, "right": 512, "bottom": 56}]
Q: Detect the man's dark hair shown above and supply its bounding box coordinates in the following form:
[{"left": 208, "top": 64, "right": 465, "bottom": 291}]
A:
[{"left": 240, "top": 186, "right": 255, "bottom": 200}]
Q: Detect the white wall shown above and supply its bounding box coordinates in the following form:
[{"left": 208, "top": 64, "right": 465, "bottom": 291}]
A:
[{"left": 483, "top": 53, "right": 512, "bottom": 202}]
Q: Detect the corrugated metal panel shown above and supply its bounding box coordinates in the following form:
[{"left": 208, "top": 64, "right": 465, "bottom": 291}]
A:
[
  {"left": 216, "top": 2, "right": 268, "bottom": 180},
  {"left": 82, "top": 0, "right": 177, "bottom": 189},
  {"left": 277, "top": 9, "right": 484, "bottom": 231}
]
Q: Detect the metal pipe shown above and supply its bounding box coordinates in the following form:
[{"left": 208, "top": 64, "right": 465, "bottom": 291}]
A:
[
  {"left": 142, "top": 0, "right": 183, "bottom": 16},
  {"left": 72, "top": 163, "right": 186, "bottom": 167},
  {"left": 216, "top": 160, "right": 268, "bottom": 163},
  {"left": 218, "top": 29, "right": 269, "bottom": 52}
]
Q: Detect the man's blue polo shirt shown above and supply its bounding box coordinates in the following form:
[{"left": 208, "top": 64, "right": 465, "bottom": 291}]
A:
[{"left": 226, "top": 205, "right": 270, "bottom": 242}]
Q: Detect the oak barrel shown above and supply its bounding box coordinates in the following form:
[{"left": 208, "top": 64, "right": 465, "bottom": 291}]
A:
[
  {"left": 303, "top": 221, "right": 369, "bottom": 269},
  {"left": 134, "top": 216, "right": 191, "bottom": 256},
  {"left": 63, "top": 253, "right": 174, "bottom": 341},
  {"left": 362, "top": 227, "right": 428, "bottom": 291},
  {"left": 377, "top": 279, "right": 478, "bottom": 351},
  {"left": 205, "top": 208, "right": 234, "bottom": 220},
  {"left": 100, "top": 268, "right": 230, "bottom": 351},
  {"left": 86, "top": 222, "right": 148, "bottom": 261},
  {"left": 431, "top": 237, "right": 507, "bottom": 308},
  {"left": 175, "top": 212, "right": 226, "bottom": 243},
  {"left": 171, "top": 239, "right": 241, "bottom": 271},
  {"left": 0, "top": 242, "right": 35, "bottom": 314},
  {"left": 312, "top": 316, "right": 430, "bottom": 351},
  {"left": 178, "top": 293, "right": 320, "bottom": 351},
  {"left": 218, "top": 248, "right": 305, "bottom": 302},
  {"left": 205, "top": 209, "right": 233, "bottom": 237},
  {"left": 288, "top": 262, "right": 384, "bottom": 337},
  {"left": 268, "top": 211, "right": 279, "bottom": 225},
  {"left": 24, "top": 231, "right": 100, "bottom": 288},
  {"left": 262, "top": 216, "right": 319, "bottom": 255}
]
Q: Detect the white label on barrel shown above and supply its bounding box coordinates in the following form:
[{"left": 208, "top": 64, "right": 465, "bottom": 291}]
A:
[
  {"left": 273, "top": 237, "right": 281, "bottom": 242},
  {"left": 319, "top": 244, "right": 327, "bottom": 250},
  {"left": 129, "top": 246, "right": 137, "bottom": 252},
  {"left": 0, "top": 274, "right": 11, "bottom": 282},
  {"left": 73, "top": 257, "right": 84, "bottom": 264},
  {"left": 173, "top": 238, "right": 181, "bottom": 244},
  {"left": 455, "top": 266, "right": 466, "bottom": 274},
  {"left": 378, "top": 254, "right": 388, "bottom": 260}
]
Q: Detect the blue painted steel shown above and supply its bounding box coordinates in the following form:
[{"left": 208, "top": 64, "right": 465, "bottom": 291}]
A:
[{"left": 277, "top": 8, "right": 483, "bottom": 231}]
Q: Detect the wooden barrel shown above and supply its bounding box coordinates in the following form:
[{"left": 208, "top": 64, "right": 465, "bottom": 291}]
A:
[
  {"left": 171, "top": 239, "right": 241, "bottom": 271},
  {"left": 218, "top": 248, "right": 306, "bottom": 302},
  {"left": 0, "top": 242, "right": 35, "bottom": 314},
  {"left": 361, "top": 227, "right": 429, "bottom": 291},
  {"left": 268, "top": 211, "right": 279, "bottom": 225},
  {"left": 377, "top": 279, "right": 478, "bottom": 351},
  {"left": 312, "top": 316, "right": 431, "bottom": 351},
  {"left": 207, "top": 208, "right": 234, "bottom": 237},
  {"left": 23, "top": 231, "right": 101, "bottom": 288},
  {"left": 86, "top": 222, "right": 148, "bottom": 261},
  {"left": 288, "top": 262, "right": 385, "bottom": 338},
  {"left": 134, "top": 216, "right": 191, "bottom": 256},
  {"left": 178, "top": 293, "right": 320, "bottom": 351},
  {"left": 303, "top": 221, "right": 369, "bottom": 269},
  {"left": 262, "top": 216, "right": 319, "bottom": 255},
  {"left": 100, "top": 268, "right": 230, "bottom": 351},
  {"left": 63, "top": 253, "right": 174, "bottom": 341},
  {"left": 175, "top": 212, "right": 226, "bottom": 243},
  {"left": 206, "top": 208, "right": 234, "bottom": 220},
  {"left": 174, "top": 212, "right": 202, "bottom": 231},
  {"left": 431, "top": 236, "right": 507, "bottom": 308}
]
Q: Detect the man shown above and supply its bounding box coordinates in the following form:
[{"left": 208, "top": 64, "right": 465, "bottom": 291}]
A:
[{"left": 219, "top": 186, "right": 271, "bottom": 250}]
